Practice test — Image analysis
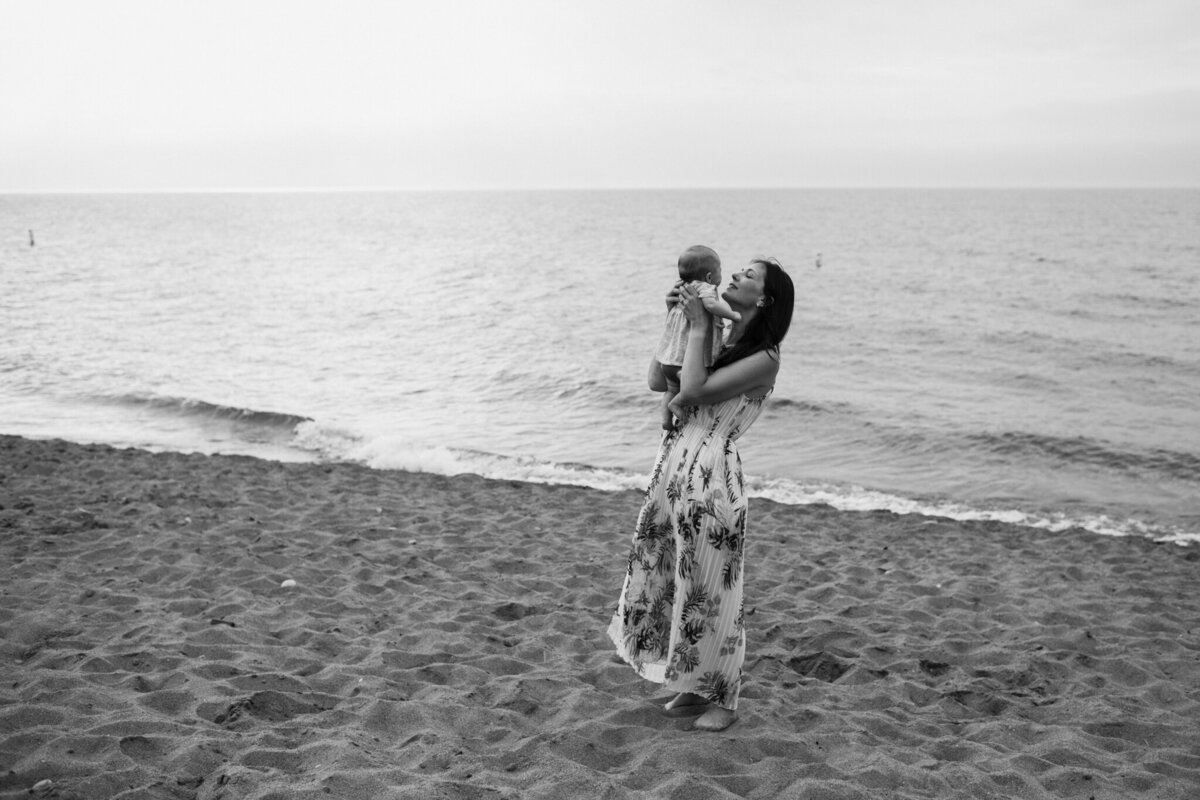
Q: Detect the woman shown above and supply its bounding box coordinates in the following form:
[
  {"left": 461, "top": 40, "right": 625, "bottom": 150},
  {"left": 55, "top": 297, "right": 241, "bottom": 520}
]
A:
[{"left": 608, "top": 257, "right": 795, "bottom": 732}]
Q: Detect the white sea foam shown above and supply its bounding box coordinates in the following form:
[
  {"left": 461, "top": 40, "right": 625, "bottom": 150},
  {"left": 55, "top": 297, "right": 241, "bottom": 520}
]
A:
[
  {"left": 290, "top": 421, "right": 1200, "bottom": 547},
  {"left": 748, "top": 477, "right": 1199, "bottom": 546},
  {"left": 294, "top": 421, "right": 649, "bottom": 492}
]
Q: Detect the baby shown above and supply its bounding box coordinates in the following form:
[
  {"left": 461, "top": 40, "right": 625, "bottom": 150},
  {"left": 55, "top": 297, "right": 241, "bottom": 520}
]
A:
[{"left": 652, "top": 245, "right": 741, "bottom": 429}]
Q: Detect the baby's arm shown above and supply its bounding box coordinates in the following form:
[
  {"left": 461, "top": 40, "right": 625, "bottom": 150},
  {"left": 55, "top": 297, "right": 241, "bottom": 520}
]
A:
[{"left": 700, "top": 294, "right": 742, "bottom": 322}]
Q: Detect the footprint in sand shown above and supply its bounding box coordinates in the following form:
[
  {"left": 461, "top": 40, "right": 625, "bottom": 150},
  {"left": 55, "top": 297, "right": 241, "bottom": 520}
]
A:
[
  {"left": 210, "top": 690, "right": 338, "bottom": 725},
  {"left": 118, "top": 735, "right": 169, "bottom": 761},
  {"left": 788, "top": 651, "right": 855, "bottom": 683}
]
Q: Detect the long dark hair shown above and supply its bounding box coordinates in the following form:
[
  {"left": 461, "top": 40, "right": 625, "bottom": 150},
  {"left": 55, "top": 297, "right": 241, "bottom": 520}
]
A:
[{"left": 711, "top": 258, "right": 794, "bottom": 370}]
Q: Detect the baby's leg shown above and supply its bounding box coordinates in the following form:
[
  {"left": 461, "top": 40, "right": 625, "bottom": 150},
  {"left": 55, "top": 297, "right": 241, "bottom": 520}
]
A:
[
  {"left": 661, "top": 379, "right": 681, "bottom": 429},
  {"left": 660, "top": 366, "right": 681, "bottom": 429},
  {"left": 661, "top": 386, "right": 679, "bottom": 429},
  {"left": 648, "top": 358, "right": 669, "bottom": 393},
  {"left": 666, "top": 389, "right": 686, "bottom": 428}
]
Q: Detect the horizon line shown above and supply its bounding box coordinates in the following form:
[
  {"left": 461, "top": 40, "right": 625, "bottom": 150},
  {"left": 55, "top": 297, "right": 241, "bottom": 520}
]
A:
[{"left": 4, "top": 184, "right": 1198, "bottom": 195}]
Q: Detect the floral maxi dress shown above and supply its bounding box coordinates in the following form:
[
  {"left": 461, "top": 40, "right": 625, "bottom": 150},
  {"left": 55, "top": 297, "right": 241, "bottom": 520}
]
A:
[{"left": 607, "top": 392, "right": 768, "bottom": 710}]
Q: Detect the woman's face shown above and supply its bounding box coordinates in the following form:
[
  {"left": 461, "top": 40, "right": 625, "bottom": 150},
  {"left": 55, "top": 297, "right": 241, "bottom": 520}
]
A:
[{"left": 722, "top": 263, "right": 768, "bottom": 310}]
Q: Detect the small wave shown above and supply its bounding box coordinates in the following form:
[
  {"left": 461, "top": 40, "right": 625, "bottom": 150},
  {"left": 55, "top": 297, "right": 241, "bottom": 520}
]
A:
[
  {"left": 96, "top": 392, "right": 314, "bottom": 431},
  {"left": 1086, "top": 292, "right": 1195, "bottom": 311},
  {"left": 1074, "top": 348, "right": 1199, "bottom": 377},
  {"left": 768, "top": 398, "right": 850, "bottom": 416},
  {"left": 967, "top": 430, "right": 1200, "bottom": 482},
  {"left": 99, "top": 391, "right": 314, "bottom": 429},
  {"left": 480, "top": 364, "right": 643, "bottom": 408}
]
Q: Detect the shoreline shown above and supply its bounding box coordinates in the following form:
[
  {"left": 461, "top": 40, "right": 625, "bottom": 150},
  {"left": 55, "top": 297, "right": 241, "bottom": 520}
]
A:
[
  {"left": 7, "top": 424, "right": 1194, "bottom": 547},
  {"left": 2, "top": 434, "right": 1198, "bottom": 799}
]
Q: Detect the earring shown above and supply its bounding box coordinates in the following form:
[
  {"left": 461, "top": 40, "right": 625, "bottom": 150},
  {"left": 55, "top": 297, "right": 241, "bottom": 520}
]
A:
[{"left": 755, "top": 300, "right": 766, "bottom": 308}]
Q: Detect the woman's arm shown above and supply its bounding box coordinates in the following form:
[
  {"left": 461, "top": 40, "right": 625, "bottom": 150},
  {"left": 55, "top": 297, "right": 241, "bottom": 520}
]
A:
[
  {"left": 676, "top": 345, "right": 778, "bottom": 406},
  {"left": 675, "top": 286, "right": 778, "bottom": 406}
]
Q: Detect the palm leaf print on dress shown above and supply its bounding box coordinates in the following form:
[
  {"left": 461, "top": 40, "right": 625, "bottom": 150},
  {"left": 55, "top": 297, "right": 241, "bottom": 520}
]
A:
[
  {"left": 697, "top": 671, "right": 733, "bottom": 706},
  {"left": 609, "top": 393, "right": 769, "bottom": 714}
]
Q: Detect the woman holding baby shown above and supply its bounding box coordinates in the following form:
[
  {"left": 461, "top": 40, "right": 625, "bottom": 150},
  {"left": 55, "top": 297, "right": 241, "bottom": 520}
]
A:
[{"left": 608, "top": 253, "right": 795, "bottom": 732}]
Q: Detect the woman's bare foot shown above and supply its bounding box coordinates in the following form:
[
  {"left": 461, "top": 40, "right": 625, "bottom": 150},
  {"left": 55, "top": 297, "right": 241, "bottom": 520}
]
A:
[
  {"left": 691, "top": 706, "right": 737, "bottom": 732},
  {"left": 662, "top": 692, "right": 710, "bottom": 717}
]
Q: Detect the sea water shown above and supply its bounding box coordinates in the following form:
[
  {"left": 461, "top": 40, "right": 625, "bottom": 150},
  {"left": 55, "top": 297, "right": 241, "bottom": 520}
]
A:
[{"left": 1, "top": 190, "right": 1197, "bottom": 543}]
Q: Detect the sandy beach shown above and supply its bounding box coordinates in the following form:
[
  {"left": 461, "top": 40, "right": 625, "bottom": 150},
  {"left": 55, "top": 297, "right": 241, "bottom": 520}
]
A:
[{"left": 1, "top": 434, "right": 1197, "bottom": 799}]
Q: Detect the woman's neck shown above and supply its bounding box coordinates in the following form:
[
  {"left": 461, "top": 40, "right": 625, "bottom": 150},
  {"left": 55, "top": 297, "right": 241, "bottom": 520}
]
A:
[{"left": 726, "top": 309, "right": 757, "bottom": 345}]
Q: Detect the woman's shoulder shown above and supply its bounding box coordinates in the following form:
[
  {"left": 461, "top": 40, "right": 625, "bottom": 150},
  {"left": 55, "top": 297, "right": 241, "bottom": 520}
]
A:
[
  {"left": 740, "top": 350, "right": 779, "bottom": 399},
  {"left": 720, "top": 347, "right": 780, "bottom": 379},
  {"left": 746, "top": 347, "right": 782, "bottom": 381},
  {"left": 744, "top": 346, "right": 781, "bottom": 363}
]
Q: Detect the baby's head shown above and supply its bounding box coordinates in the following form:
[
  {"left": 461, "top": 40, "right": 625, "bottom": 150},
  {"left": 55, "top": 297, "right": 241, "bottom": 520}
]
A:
[{"left": 677, "top": 245, "right": 721, "bottom": 285}]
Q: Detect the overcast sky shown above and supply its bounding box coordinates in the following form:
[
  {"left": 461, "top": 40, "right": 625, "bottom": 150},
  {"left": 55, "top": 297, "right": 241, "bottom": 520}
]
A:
[{"left": 3, "top": 0, "right": 1197, "bottom": 191}]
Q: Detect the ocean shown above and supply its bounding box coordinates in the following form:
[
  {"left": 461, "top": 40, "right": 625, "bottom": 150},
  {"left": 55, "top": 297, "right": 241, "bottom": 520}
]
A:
[{"left": 2, "top": 190, "right": 1197, "bottom": 544}]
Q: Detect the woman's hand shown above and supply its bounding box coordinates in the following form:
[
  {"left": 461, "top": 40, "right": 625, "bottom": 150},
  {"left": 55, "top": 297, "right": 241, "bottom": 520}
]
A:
[
  {"left": 664, "top": 280, "right": 684, "bottom": 309},
  {"left": 676, "top": 283, "right": 709, "bottom": 324}
]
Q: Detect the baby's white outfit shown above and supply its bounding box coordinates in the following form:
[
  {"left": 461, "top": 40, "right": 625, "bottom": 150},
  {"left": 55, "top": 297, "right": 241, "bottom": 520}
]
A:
[{"left": 655, "top": 280, "right": 726, "bottom": 368}]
